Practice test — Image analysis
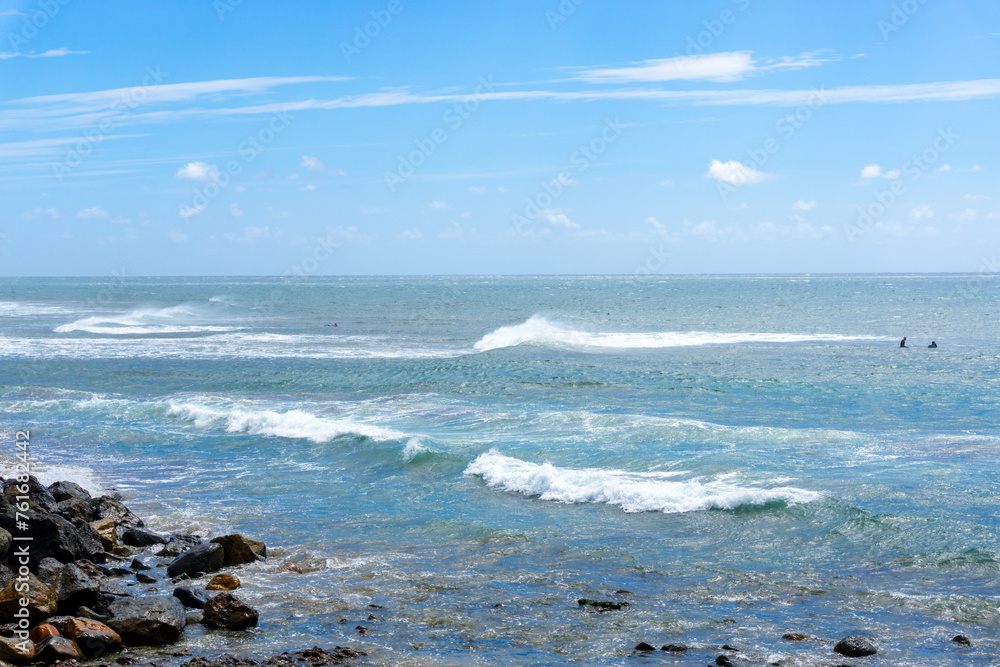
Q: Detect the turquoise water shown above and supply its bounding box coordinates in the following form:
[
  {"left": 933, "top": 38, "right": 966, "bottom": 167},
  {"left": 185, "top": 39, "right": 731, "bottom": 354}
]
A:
[{"left": 1, "top": 275, "right": 999, "bottom": 665}]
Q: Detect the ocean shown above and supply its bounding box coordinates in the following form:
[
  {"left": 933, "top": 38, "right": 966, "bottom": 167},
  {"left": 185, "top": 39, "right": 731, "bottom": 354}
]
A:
[{"left": 1, "top": 275, "right": 998, "bottom": 665}]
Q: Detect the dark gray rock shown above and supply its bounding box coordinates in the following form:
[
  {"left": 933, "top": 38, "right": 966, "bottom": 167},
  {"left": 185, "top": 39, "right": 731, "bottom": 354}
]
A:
[
  {"left": 38, "top": 557, "right": 64, "bottom": 585},
  {"left": 55, "top": 498, "right": 94, "bottom": 523},
  {"left": 130, "top": 558, "right": 150, "bottom": 571},
  {"left": 834, "top": 636, "right": 877, "bottom": 657},
  {"left": 173, "top": 586, "right": 210, "bottom": 609},
  {"left": 107, "top": 595, "right": 186, "bottom": 645},
  {"left": 661, "top": 643, "right": 687, "bottom": 652},
  {"left": 202, "top": 592, "right": 258, "bottom": 629},
  {"left": 634, "top": 642, "right": 656, "bottom": 652},
  {"left": 715, "top": 656, "right": 735, "bottom": 667},
  {"left": 136, "top": 572, "right": 156, "bottom": 584},
  {"left": 210, "top": 534, "right": 266, "bottom": 566},
  {"left": 156, "top": 534, "right": 201, "bottom": 558},
  {"left": 952, "top": 634, "right": 971, "bottom": 646},
  {"left": 90, "top": 496, "right": 144, "bottom": 528},
  {"left": 0, "top": 527, "right": 10, "bottom": 561},
  {"left": 35, "top": 635, "right": 84, "bottom": 662},
  {"left": 0, "top": 564, "right": 11, "bottom": 590},
  {"left": 53, "top": 561, "right": 104, "bottom": 613},
  {"left": 0, "top": 508, "right": 102, "bottom": 565},
  {"left": 48, "top": 481, "right": 92, "bottom": 503},
  {"left": 4, "top": 475, "right": 58, "bottom": 513},
  {"left": 122, "top": 526, "right": 167, "bottom": 547},
  {"left": 166, "top": 542, "right": 223, "bottom": 578},
  {"left": 76, "top": 606, "right": 111, "bottom": 622}
]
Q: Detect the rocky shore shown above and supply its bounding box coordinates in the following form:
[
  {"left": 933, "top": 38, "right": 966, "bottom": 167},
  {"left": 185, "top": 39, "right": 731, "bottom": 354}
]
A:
[{"left": 0, "top": 475, "right": 365, "bottom": 666}]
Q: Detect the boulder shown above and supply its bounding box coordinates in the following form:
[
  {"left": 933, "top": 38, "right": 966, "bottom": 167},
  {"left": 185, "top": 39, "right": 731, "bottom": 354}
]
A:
[
  {"left": 0, "top": 509, "right": 101, "bottom": 565},
  {"left": 34, "top": 636, "right": 84, "bottom": 662},
  {"left": 173, "top": 587, "right": 209, "bottom": 609},
  {"left": 90, "top": 518, "right": 118, "bottom": 552},
  {"left": 38, "top": 557, "right": 64, "bottom": 585},
  {"left": 0, "top": 527, "right": 10, "bottom": 560},
  {"left": 90, "top": 497, "right": 143, "bottom": 528},
  {"left": 206, "top": 574, "right": 240, "bottom": 591},
  {"left": 952, "top": 634, "right": 971, "bottom": 646},
  {"left": 202, "top": 592, "right": 258, "bottom": 630},
  {"left": 577, "top": 598, "right": 628, "bottom": 611},
  {"left": 0, "top": 634, "right": 34, "bottom": 663},
  {"left": 47, "top": 482, "right": 92, "bottom": 504},
  {"left": 0, "top": 574, "right": 57, "bottom": 621},
  {"left": 166, "top": 543, "right": 223, "bottom": 578},
  {"left": 0, "top": 564, "right": 11, "bottom": 590},
  {"left": 136, "top": 572, "right": 156, "bottom": 584},
  {"left": 4, "top": 476, "right": 58, "bottom": 514},
  {"left": 834, "top": 636, "right": 877, "bottom": 657},
  {"left": 30, "top": 623, "right": 61, "bottom": 643},
  {"left": 634, "top": 642, "right": 656, "bottom": 652},
  {"left": 52, "top": 562, "right": 103, "bottom": 614},
  {"left": 40, "top": 616, "right": 75, "bottom": 634},
  {"left": 156, "top": 535, "right": 201, "bottom": 559},
  {"left": 75, "top": 606, "right": 111, "bottom": 623},
  {"left": 130, "top": 559, "right": 150, "bottom": 571},
  {"left": 661, "top": 644, "right": 687, "bottom": 652},
  {"left": 62, "top": 618, "right": 122, "bottom": 657},
  {"left": 783, "top": 633, "right": 806, "bottom": 641},
  {"left": 107, "top": 596, "right": 185, "bottom": 645},
  {"left": 715, "top": 656, "right": 735, "bottom": 667},
  {"left": 210, "top": 534, "right": 265, "bottom": 566},
  {"left": 121, "top": 527, "right": 167, "bottom": 548},
  {"left": 55, "top": 499, "right": 94, "bottom": 524}
]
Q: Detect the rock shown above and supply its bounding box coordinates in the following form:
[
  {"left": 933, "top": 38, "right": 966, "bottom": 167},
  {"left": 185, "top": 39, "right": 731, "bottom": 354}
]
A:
[
  {"left": 0, "top": 574, "right": 57, "bottom": 621},
  {"left": 0, "top": 509, "right": 101, "bottom": 565},
  {"left": 62, "top": 618, "right": 122, "bottom": 658},
  {"left": 661, "top": 643, "right": 687, "bottom": 652},
  {"left": 206, "top": 574, "right": 240, "bottom": 591},
  {"left": 209, "top": 534, "right": 266, "bottom": 567},
  {"left": 47, "top": 482, "right": 92, "bottom": 504},
  {"left": 277, "top": 562, "right": 302, "bottom": 574},
  {"left": 721, "top": 644, "right": 739, "bottom": 651},
  {"left": 173, "top": 587, "right": 209, "bottom": 609},
  {"left": 30, "top": 623, "right": 61, "bottom": 642},
  {"left": 201, "top": 592, "right": 258, "bottom": 630},
  {"left": 35, "top": 636, "right": 84, "bottom": 662},
  {"left": 121, "top": 527, "right": 167, "bottom": 548},
  {"left": 38, "top": 557, "right": 65, "bottom": 585},
  {"left": 129, "top": 559, "right": 149, "bottom": 572},
  {"left": 951, "top": 634, "right": 971, "bottom": 646},
  {"left": 107, "top": 596, "right": 186, "bottom": 645},
  {"left": 166, "top": 543, "right": 223, "bottom": 579},
  {"left": 0, "top": 634, "right": 35, "bottom": 663},
  {"left": 55, "top": 499, "right": 94, "bottom": 524},
  {"left": 90, "top": 518, "right": 119, "bottom": 551},
  {"left": 75, "top": 607, "right": 110, "bottom": 623},
  {"left": 783, "top": 633, "right": 806, "bottom": 641},
  {"left": 136, "top": 572, "right": 157, "bottom": 584},
  {"left": 0, "top": 528, "right": 10, "bottom": 561},
  {"left": 577, "top": 598, "right": 629, "bottom": 611},
  {"left": 634, "top": 642, "right": 656, "bottom": 652},
  {"left": 715, "top": 656, "right": 735, "bottom": 667},
  {"left": 41, "top": 616, "right": 75, "bottom": 634},
  {"left": 155, "top": 536, "right": 201, "bottom": 559},
  {"left": 53, "top": 562, "right": 103, "bottom": 614},
  {"left": 90, "top": 497, "right": 143, "bottom": 529},
  {"left": 103, "top": 567, "right": 133, "bottom": 578},
  {"left": 0, "top": 565, "right": 11, "bottom": 590},
  {"left": 4, "top": 476, "right": 58, "bottom": 513},
  {"left": 834, "top": 636, "right": 877, "bottom": 657}
]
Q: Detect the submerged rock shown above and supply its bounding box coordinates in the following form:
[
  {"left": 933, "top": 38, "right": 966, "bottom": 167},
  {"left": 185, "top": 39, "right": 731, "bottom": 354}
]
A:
[
  {"left": 167, "top": 543, "right": 224, "bottom": 579},
  {"left": 577, "top": 598, "right": 629, "bottom": 611},
  {"left": 952, "top": 634, "right": 972, "bottom": 646},
  {"left": 782, "top": 633, "right": 806, "bottom": 641},
  {"left": 715, "top": 656, "right": 735, "bottom": 667},
  {"left": 634, "top": 642, "right": 656, "bottom": 652},
  {"left": 202, "top": 592, "right": 258, "bottom": 630},
  {"left": 834, "top": 635, "right": 877, "bottom": 657},
  {"left": 661, "top": 643, "right": 687, "bottom": 652},
  {"left": 107, "top": 596, "right": 186, "bottom": 645}
]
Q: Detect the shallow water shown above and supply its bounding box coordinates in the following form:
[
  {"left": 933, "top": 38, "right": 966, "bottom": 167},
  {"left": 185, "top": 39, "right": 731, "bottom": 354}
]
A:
[{"left": 1, "top": 275, "right": 998, "bottom": 665}]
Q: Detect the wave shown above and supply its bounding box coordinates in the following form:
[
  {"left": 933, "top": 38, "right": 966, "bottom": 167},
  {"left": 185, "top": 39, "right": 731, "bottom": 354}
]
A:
[
  {"left": 54, "top": 304, "right": 239, "bottom": 335},
  {"left": 464, "top": 449, "right": 820, "bottom": 514},
  {"left": 0, "top": 301, "right": 72, "bottom": 317},
  {"left": 474, "top": 315, "right": 879, "bottom": 352}
]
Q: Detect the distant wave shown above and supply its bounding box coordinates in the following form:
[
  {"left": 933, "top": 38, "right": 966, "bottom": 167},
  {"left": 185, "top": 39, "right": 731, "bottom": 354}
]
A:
[
  {"left": 54, "top": 303, "right": 238, "bottom": 335},
  {"left": 474, "top": 315, "right": 878, "bottom": 352},
  {"left": 464, "top": 449, "right": 820, "bottom": 514}
]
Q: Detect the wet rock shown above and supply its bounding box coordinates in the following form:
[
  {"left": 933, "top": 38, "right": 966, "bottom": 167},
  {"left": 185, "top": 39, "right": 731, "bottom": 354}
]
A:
[
  {"left": 0, "top": 634, "right": 35, "bottom": 663},
  {"left": 715, "top": 656, "right": 735, "bottom": 667},
  {"left": 62, "top": 618, "right": 122, "bottom": 658},
  {"left": 0, "top": 574, "right": 57, "bottom": 621},
  {"left": 277, "top": 562, "right": 302, "bottom": 574},
  {"left": 834, "top": 636, "right": 877, "bottom": 657},
  {"left": 104, "top": 567, "right": 134, "bottom": 578},
  {"left": 721, "top": 644, "right": 739, "bottom": 651},
  {"left": 354, "top": 626, "right": 369, "bottom": 636},
  {"left": 41, "top": 616, "right": 75, "bottom": 634},
  {"left": 951, "top": 634, "right": 971, "bottom": 646},
  {"left": 90, "top": 497, "right": 143, "bottom": 529},
  {"left": 661, "top": 643, "right": 687, "bottom": 652},
  {"left": 577, "top": 598, "right": 629, "bottom": 611},
  {"left": 0, "top": 564, "right": 11, "bottom": 590},
  {"left": 206, "top": 574, "right": 240, "bottom": 591},
  {"left": 55, "top": 499, "right": 94, "bottom": 523},
  {"left": 48, "top": 482, "right": 92, "bottom": 504},
  {"left": 107, "top": 596, "right": 186, "bottom": 645},
  {"left": 173, "top": 587, "right": 209, "bottom": 610},
  {"left": 0, "top": 527, "right": 10, "bottom": 561},
  {"left": 156, "top": 535, "right": 201, "bottom": 559},
  {"left": 121, "top": 527, "right": 167, "bottom": 548},
  {"left": 201, "top": 592, "right": 258, "bottom": 630},
  {"left": 634, "top": 642, "right": 656, "bottom": 652},
  {"left": 782, "top": 633, "right": 806, "bottom": 641},
  {"left": 167, "top": 543, "right": 224, "bottom": 579},
  {"left": 75, "top": 607, "right": 111, "bottom": 623},
  {"left": 52, "top": 562, "right": 104, "bottom": 614},
  {"left": 0, "top": 509, "right": 101, "bottom": 565},
  {"left": 38, "top": 557, "right": 64, "bottom": 585},
  {"left": 35, "top": 636, "right": 84, "bottom": 662},
  {"left": 30, "top": 623, "right": 61, "bottom": 643},
  {"left": 130, "top": 559, "right": 149, "bottom": 572},
  {"left": 4, "top": 476, "right": 58, "bottom": 513},
  {"left": 136, "top": 573, "right": 156, "bottom": 584},
  {"left": 209, "top": 534, "right": 265, "bottom": 567}
]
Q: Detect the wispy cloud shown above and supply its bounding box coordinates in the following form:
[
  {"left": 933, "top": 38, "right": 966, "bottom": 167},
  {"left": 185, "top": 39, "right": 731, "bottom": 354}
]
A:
[
  {"left": 0, "top": 47, "right": 88, "bottom": 60},
  {"left": 568, "top": 51, "right": 831, "bottom": 84}
]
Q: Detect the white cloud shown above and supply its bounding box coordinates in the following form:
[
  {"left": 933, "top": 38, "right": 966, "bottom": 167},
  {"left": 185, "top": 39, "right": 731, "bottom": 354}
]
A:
[
  {"left": 229, "top": 203, "right": 244, "bottom": 217},
  {"left": 300, "top": 155, "right": 324, "bottom": 170},
  {"left": 793, "top": 199, "right": 817, "bottom": 211},
  {"left": 952, "top": 209, "right": 978, "bottom": 221},
  {"left": 965, "top": 193, "right": 988, "bottom": 201},
  {"left": 706, "top": 159, "right": 772, "bottom": 185},
  {"left": 860, "top": 164, "right": 882, "bottom": 179},
  {"left": 225, "top": 226, "right": 271, "bottom": 243},
  {"left": 176, "top": 161, "right": 219, "bottom": 182},
  {"left": 360, "top": 205, "right": 385, "bottom": 215},
  {"left": 912, "top": 205, "right": 934, "bottom": 219},
  {"left": 0, "top": 9, "right": 26, "bottom": 15},
  {"left": 570, "top": 51, "right": 830, "bottom": 84},
  {"left": 939, "top": 164, "right": 952, "bottom": 172},
  {"left": 179, "top": 204, "right": 206, "bottom": 220},
  {"left": 168, "top": 230, "right": 188, "bottom": 243},
  {"left": 541, "top": 208, "right": 579, "bottom": 229},
  {"left": 267, "top": 207, "right": 288, "bottom": 219},
  {"left": 429, "top": 201, "right": 451, "bottom": 210},
  {"left": 77, "top": 206, "right": 109, "bottom": 219},
  {"left": 397, "top": 229, "right": 423, "bottom": 240},
  {"left": 884, "top": 169, "right": 901, "bottom": 179},
  {"left": 302, "top": 184, "right": 318, "bottom": 191},
  {"left": 969, "top": 165, "right": 983, "bottom": 172},
  {"left": 0, "top": 47, "right": 88, "bottom": 60},
  {"left": 468, "top": 186, "right": 486, "bottom": 193},
  {"left": 23, "top": 206, "right": 58, "bottom": 220}
]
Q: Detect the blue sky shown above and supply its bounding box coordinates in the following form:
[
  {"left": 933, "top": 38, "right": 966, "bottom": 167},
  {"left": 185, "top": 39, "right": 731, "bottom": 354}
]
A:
[{"left": 1, "top": 0, "right": 998, "bottom": 276}]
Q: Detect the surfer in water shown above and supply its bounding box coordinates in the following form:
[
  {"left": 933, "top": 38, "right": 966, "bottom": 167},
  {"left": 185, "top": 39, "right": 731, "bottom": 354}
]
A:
[
  {"left": 900, "top": 337, "right": 907, "bottom": 348},
  {"left": 928, "top": 341, "right": 937, "bottom": 348}
]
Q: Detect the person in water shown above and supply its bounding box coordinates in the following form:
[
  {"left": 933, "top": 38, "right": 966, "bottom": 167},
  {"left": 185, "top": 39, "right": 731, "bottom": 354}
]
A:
[
  {"left": 900, "top": 337, "right": 907, "bottom": 348},
  {"left": 928, "top": 341, "right": 937, "bottom": 348}
]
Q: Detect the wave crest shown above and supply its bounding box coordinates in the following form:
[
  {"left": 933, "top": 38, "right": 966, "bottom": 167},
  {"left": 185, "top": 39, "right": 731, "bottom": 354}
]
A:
[{"left": 54, "top": 304, "right": 237, "bottom": 335}]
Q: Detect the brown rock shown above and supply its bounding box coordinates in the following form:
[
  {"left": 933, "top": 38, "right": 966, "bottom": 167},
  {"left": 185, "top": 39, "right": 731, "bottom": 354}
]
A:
[
  {"left": 0, "top": 635, "right": 34, "bottom": 664},
  {"left": 783, "top": 633, "right": 806, "bottom": 641},
  {"left": 90, "top": 518, "right": 118, "bottom": 551},
  {"left": 205, "top": 574, "right": 240, "bottom": 591},
  {"left": 277, "top": 562, "right": 302, "bottom": 574},
  {"left": 62, "top": 618, "right": 122, "bottom": 658},
  {"left": 209, "top": 534, "right": 265, "bottom": 567},
  {"left": 30, "top": 623, "right": 61, "bottom": 642},
  {"left": 0, "top": 574, "right": 57, "bottom": 622},
  {"left": 201, "top": 592, "right": 258, "bottom": 630},
  {"left": 34, "top": 636, "right": 83, "bottom": 662}
]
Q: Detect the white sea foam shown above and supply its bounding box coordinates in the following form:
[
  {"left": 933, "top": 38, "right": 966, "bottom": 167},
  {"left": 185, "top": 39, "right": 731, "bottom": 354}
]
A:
[
  {"left": 0, "top": 301, "right": 72, "bottom": 317},
  {"left": 54, "top": 304, "right": 239, "bottom": 335},
  {"left": 464, "top": 449, "right": 820, "bottom": 514},
  {"left": 401, "top": 437, "right": 433, "bottom": 462},
  {"left": 166, "top": 400, "right": 406, "bottom": 443},
  {"left": 474, "top": 315, "right": 878, "bottom": 352},
  {"left": 0, "top": 453, "right": 106, "bottom": 494}
]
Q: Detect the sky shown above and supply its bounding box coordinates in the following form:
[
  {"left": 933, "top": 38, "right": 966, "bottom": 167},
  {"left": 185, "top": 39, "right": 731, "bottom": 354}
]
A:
[{"left": 0, "top": 0, "right": 998, "bottom": 276}]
